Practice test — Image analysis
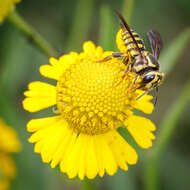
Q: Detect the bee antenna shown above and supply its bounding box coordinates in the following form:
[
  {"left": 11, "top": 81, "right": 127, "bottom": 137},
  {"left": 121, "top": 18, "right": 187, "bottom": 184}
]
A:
[
  {"left": 136, "top": 87, "right": 152, "bottom": 100},
  {"left": 154, "top": 87, "right": 159, "bottom": 107},
  {"left": 114, "top": 9, "right": 142, "bottom": 55}
]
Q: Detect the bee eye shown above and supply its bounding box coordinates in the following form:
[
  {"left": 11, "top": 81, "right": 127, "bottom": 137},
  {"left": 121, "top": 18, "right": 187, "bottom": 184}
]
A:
[{"left": 143, "top": 75, "right": 155, "bottom": 83}]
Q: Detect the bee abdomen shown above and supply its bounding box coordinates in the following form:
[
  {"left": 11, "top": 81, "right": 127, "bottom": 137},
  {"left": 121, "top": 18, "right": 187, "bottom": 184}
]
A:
[
  {"left": 125, "top": 40, "right": 144, "bottom": 46},
  {"left": 122, "top": 30, "right": 145, "bottom": 57}
]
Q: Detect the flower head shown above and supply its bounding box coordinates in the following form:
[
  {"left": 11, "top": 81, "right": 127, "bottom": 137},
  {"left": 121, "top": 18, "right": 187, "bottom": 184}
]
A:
[
  {"left": 0, "top": 118, "right": 21, "bottom": 190},
  {"left": 23, "top": 41, "right": 156, "bottom": 179},
  {"left": 0, "top": 0, "right": 21, "bottom": 22}
]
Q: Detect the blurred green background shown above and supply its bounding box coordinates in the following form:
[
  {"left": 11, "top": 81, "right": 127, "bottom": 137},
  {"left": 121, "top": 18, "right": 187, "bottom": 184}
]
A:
[{"left": 0, "top": 0, "right": 190, "bottom": 190}]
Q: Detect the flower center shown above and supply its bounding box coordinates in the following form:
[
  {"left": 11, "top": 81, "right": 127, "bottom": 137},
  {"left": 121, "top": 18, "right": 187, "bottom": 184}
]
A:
[{"left": 56, "top": 58, "right": 136, "bottom": 135}]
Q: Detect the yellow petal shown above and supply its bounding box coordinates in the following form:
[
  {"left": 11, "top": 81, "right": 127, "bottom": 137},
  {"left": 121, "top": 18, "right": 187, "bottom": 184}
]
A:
[
  {"left": 27, "top": 116, "right": 75, "bottom": 167},
  {"left": 95, "top": 46, "right": 103, "bottom": 57},
  {"left": 85, "top": 135, "right": 98, "bottom": 179},
  {"left": 39, "top": 58, "right": 61, "bottom": 80},
  {"left": 126, "top": 115, "right": 156, "bottom": 149},
  {"left": 0, "top": 179, "right": 10, "bottom": 190},
  {"left": 61, "top": 133, "right": 98, "bottom": 180},
  {"left": 40, "top": 125, "right": 66, "bottom": 163},
  {"left": 59, "top": 131, "right": 78, "bottom": 175},
  {"left": 0, "top": 153, "right": 16, "bottom": 179},
  {"left": 77, "top": 135, "right": 86, "bottom": 180},
  {"left": 28, "top": 116, "right": 63, "bottom": 143},
  {"left": 62, "top": 133, "right": 84, "bottom": 179},
  {"left": 27, "top": 116, "right": 62, "bottom": 132},
  {"left": 116, "top": 29, "right": 127, "bottom": 53},
  {"left": 50, "top": 127, "right": 74, "bottom": 168},
  {"left": 40, "top": 53, "right": 78, "bottom": 80},
  {"left": 0, "top": 119, "right": 21, "bottom": 153},
  {"left": 0, "top": 0, "right": 20, "bottom": 23},
  {"left": 95, "top": 134, "right": 118, "bottom": 176},
  {"left": 83, "top": 41, "right": 96, "bottom": 56},
  {"left": 23, "top": 81, "right": 56, "bottom": 112},
  {"left": 105, "top": 130, "right": 138, "bottom": 169},
  {"left": 28, "top": 122, "right": 56, "bottom": 143},
  {"left": 94, "top": 136, "right": 105, "bottom": 177},
  {"left": 102, "top": 51, "right": 114, "bottom": 58},
  {"left": 134, "top": 90, "right": 154, "bottom": 114}
]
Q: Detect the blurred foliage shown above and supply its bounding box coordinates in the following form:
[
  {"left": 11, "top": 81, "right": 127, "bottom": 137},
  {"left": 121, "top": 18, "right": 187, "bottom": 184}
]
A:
[{"left": 0, "top": 0, "right": 190, "bottom": 190}]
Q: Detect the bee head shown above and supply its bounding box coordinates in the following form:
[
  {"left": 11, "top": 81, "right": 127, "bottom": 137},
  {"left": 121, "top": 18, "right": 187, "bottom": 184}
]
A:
[{"left": 141, "top": 71, "right": 164, "bottom": 90}]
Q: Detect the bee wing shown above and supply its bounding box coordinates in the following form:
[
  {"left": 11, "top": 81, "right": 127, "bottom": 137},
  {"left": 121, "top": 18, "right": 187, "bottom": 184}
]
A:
[
  {"left": 147, "top": 30, "right": 163, "bottom": 59},
  {"left": 115, "top": 9, "right": 142, "bottom": 54}
]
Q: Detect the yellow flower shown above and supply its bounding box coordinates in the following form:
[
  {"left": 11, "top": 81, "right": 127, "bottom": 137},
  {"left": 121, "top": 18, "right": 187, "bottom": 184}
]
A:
[
  {"left": 0, "top": 0, "right": 21, "bottom": 22},
  {"left": 0, "top": 153, "right": 16, "bottom": 190},
  {"left": 23, "top": 41, "right": 155, "bottom": 180},
  {"left": 0, "top": 119, "right": 21, "bottom": 153},
  {"left": 0, "top": 118, "right": 21, "bottom": 190}
]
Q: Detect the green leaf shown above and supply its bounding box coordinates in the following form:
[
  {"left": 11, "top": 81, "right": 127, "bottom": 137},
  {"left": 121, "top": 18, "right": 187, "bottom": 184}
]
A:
[
  {"left": 143, "top": 28, "right": 190, "bottom": 190},
  {"left": 144, "top": 79, "right": 190, "bottom": 190},
  {"left": 67, "top": 0, "right": 94, "bottom": 51},
  {"left": 122, "top": 0, "right": 135, "bottom": 25},
  {"left": 105, "top": 170, "right": 137, "bottom": 190},
  {"left": 98, "top": 0, "right": 135, "bottom": 51},
  {"left": 160, "top": 28, "right": 190, "bottom": 75},
  {"left": 98, "top": 4, "right": 118, "bottom": 51},
  {"left": 8, "top": 11, "right": 58, "bottom": 57}
]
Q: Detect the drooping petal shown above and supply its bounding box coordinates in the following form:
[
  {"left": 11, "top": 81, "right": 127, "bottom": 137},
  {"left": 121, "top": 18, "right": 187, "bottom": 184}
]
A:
[
  {"left": 104, "top": 130, "right": 138, "bottom": 170},
  {"left": 60, "top": 133, "right": 84, "bottom": 179},
  {"left": 28, "top": 116, "right": 76, "bottom": 166},
  {"left": 50, "top": 126, "right": 75, "bottom": 168},
  {"left": 59, "top": 131, "right": 78, "bottom": 174},
  {"left": 93, "top": 136, "right": 105, "bottom": 177},
  {"left": 125, "top": 115, "right": 156, "bottom": 149},
  {"left": 95, "top": 134, "right": 118, "bottom": 176},
  {"left": 23, "top": 81, "right": 56, "bottom": 112},
  {"left": 85, "top": 135, "right": 99, "bottom": 179},
  {"left": 60, "top": 133, "right": 99, "bottom": 180},
  {"left": 30, "top": 122, "right": 138, "bottom": 179}
]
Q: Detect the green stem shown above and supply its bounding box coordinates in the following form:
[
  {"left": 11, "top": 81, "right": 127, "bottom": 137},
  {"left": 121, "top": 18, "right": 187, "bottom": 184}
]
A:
[
  {"left": 80, "top": 179, "right": 96, "bottom": 190},
  {"left": 122, "top": 0, "right": 135, "bottom": 25},
  {"left": 7, "top": 10, "right": 58, "bottom": 57},
  {"left": 160, "top": 28, "right": 190, "bottom": 75},
  {"left": 99, "top": 4, "right": 117, "bottom": 50},
  {"left": 98, "top": 0, "right": 135, "bottom": 50},
  {"left": 67, "top": 0, "right": 94, "bottom": 50},
  {"left": 144, "top": 79, "right": 190, "bottom": 190}
]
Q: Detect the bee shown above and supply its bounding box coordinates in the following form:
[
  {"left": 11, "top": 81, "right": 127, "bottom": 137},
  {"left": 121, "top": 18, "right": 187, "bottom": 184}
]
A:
[{"left": 101, "top": 10, "right": 164, "bottom": 100}]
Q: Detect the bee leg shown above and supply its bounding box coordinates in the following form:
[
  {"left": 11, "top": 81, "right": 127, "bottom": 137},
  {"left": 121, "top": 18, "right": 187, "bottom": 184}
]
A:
[
  {"left": 114, "top": 66, "right": 130, "bottom": 86},
  {"left": 136, "top": 86, "right": 153, "bottom": 100},
  {"left": 97, "top": 52, "right": 127, "bottom": 62},
  {"left": 52, "top": 106, "right": 60, "bottom": 114},
  {"left": 129, "top": 75, "right": 140, "bottom": 91}
]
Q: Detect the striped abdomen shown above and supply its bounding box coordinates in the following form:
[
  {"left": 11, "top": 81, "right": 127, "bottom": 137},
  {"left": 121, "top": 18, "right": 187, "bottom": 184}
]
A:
[{"left": 122, "top": 29, "right": 145, "bottom": 57}]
